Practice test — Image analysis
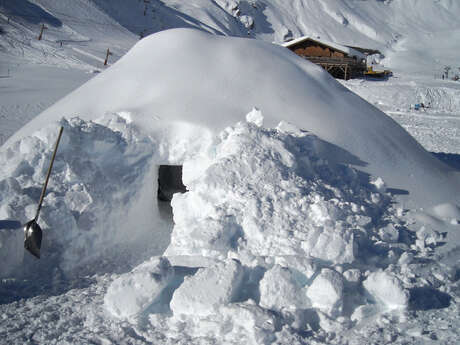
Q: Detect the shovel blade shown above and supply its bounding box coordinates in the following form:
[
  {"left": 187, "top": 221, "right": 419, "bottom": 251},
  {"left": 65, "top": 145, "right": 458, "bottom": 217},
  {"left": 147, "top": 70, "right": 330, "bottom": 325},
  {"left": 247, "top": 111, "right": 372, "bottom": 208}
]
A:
[{"left": 24, "top": 220, "right": 42, "bottom": 259}]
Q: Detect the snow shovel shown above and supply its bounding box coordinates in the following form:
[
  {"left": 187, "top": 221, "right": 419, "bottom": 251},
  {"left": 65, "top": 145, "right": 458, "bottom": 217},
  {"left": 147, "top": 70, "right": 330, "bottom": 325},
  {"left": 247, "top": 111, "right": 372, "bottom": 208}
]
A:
[{"left": 24, "top": 126, "right": 63, "bottom": 259}]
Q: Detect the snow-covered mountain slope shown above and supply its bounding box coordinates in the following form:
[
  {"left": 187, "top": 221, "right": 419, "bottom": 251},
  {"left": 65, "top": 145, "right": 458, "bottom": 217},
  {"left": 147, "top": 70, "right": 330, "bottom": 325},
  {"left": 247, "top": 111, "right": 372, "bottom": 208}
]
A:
[
  {"left": 2, "top": 0, "right": 460, "bottom": 74},
  {"left": 341, "top": 76, "right": 460, "bottom": 151},
  {"left": 0, "top": 0, "right": 136, "bottom": 68}
]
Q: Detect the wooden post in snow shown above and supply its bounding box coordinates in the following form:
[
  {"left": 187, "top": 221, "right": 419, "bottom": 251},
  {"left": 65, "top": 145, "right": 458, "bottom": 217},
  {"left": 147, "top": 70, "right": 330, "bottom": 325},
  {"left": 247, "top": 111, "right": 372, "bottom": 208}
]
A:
[
  {"left": 144, "top": 0, "right": 150, "bottom": 15},
  {"left": 38, "top": 24, "right": 47, "bottom": 40},
  {"left": 104, "top": 48, "right": 113, "bottom": 66}
]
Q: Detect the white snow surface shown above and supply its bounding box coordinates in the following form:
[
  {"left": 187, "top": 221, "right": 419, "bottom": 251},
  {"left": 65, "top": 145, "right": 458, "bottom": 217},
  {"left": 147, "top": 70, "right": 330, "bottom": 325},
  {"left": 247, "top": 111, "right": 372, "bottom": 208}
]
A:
[
  {"left": 104, "top": 256, "right": 174, "bottom": 319},
  {"left": 170, "top": 259, "right": 244, "bottom": 317},
  {"left": 1, "top": 1, "right": 460, "bottom": 344}
]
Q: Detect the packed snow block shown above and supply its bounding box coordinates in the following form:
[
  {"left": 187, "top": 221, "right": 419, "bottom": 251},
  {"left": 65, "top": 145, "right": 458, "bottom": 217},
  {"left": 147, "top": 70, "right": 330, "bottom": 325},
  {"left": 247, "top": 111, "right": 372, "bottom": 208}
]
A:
[
  {"left": 0, "top": 227, "right": 24, "bottom": 278},
  {"left": 273, "top": 256, "right": 317, "bottom": 280},
  {"left": 239, "top": 15, "right": 254, "bottom": 29},
  {"left": 363, "top": 270, "right": 409, "bottom": 310},
  {"left": 259, "top": 264, "right": 310, "bottom": 312},
  {"left": 104, "top": 256, "right": 174, "bottom": 319},
  {"left": 350, "top": 304, "right": 379, "bottom": 322},
  {"left": 370, "top": 176, "right": 386, "bottom": 193},
  {"left": 170, "top": 259, "right": 244, "bottom": 316},
  {"left": 220, "top": 302, "right": 278, "bottom": 344},
  {"left": 167, "top": 300, "right": 278, "bottom": 344},
  {"left": 306, "top": 268, "right": 344, "bottom": 318},
  {"left": 0, "top": 117, "right": 171, "bottom": 274}
]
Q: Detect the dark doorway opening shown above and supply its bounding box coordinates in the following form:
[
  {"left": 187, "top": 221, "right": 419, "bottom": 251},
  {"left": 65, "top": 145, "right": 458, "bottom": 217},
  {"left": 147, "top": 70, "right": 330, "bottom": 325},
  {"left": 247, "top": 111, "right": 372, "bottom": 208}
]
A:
[{"left": 157, "top": 165, "right": 187, "bottom": 202}]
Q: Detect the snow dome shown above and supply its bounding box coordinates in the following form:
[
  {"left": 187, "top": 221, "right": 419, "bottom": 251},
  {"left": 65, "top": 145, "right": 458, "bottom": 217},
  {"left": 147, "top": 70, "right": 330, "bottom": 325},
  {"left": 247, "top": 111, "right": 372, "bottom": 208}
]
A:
[{"left": 6, "top": 28, "right": 460, "bottom": 206}]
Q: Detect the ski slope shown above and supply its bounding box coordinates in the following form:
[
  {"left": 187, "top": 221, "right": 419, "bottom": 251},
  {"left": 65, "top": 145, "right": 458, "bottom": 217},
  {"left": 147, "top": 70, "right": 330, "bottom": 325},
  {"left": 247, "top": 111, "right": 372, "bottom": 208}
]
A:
[{"left": 2, "top": 0, "right": 460, "bottom": 73}]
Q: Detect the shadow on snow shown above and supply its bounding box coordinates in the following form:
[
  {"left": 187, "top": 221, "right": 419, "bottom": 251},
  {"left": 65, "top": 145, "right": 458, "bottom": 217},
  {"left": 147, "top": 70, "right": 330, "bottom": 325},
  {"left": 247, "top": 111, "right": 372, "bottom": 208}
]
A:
[{"left": 2, "top": 0, "right": 62, "bottom": 27}]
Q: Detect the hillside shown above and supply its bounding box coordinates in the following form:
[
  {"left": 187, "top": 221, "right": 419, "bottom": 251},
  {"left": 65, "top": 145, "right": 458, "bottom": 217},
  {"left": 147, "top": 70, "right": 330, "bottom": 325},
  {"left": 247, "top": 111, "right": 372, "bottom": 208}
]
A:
[{"left": 2, "top": 0, "right": 460, "bottom": 74}]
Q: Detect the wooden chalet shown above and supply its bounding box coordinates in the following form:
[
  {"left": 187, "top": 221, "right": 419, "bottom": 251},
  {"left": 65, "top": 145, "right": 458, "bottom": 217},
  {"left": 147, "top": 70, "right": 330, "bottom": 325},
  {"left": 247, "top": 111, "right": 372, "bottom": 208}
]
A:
[{"left": 282, "top": 37, "right": 367, "bottom": 80}]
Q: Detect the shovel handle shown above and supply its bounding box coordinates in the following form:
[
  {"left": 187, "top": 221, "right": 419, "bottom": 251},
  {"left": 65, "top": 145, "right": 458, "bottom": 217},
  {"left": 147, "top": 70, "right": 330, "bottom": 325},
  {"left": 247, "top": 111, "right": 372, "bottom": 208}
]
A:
[{"left": 34, "top": 126, "right": 64, "bottom": 222}]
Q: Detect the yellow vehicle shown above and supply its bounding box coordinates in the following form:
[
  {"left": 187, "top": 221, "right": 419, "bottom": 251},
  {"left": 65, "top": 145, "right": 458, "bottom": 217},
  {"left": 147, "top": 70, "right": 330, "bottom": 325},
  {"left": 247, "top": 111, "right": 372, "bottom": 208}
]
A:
[{"left": 364, "top": 66, "right": 392, "bottom": 78}]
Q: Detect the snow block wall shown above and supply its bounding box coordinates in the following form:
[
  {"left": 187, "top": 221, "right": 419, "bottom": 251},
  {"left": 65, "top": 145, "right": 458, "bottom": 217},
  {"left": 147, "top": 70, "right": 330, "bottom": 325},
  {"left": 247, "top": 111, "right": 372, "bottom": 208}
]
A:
[{"left": 0, "top": 116, "right": 171, "bottom": 276}]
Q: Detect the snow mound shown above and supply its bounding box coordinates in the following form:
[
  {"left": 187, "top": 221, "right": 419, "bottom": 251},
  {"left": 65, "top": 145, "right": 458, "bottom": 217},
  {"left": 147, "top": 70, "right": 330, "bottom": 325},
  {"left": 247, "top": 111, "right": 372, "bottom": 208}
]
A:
[
  {"left": 106, "top": 117, "right": 431, "bottom": 340},
  {"left": 166, "top": 119, "right": 393, "bottom": 265},
  {"left": 6, "top": 29, "right": 459, "bottom": 207}
]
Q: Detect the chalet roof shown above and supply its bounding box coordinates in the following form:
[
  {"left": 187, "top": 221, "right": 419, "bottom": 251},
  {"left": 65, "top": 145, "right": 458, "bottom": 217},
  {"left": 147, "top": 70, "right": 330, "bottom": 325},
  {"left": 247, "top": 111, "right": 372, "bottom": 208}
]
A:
[
  {"left": 282, "top": 36, "right": 365, "bottom": 60},
  {"left": 345, "top": 45, "right": 381, "bottom": 56}
]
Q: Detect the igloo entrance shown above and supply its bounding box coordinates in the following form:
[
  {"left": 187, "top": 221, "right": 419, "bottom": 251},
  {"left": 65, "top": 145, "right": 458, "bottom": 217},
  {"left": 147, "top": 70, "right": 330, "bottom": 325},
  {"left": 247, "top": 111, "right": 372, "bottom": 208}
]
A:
[
  {"left": 157, "top": 165, "right": 187, "bottom": 221},
  {"left": 157, "top": 165, "right": 187, "bottom": 202}
]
